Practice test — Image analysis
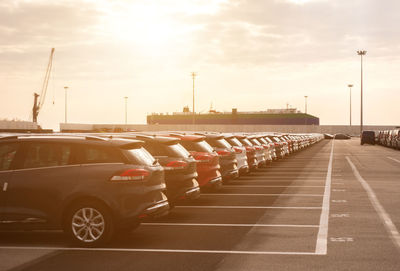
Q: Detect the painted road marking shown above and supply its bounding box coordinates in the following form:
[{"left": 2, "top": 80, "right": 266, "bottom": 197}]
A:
[
  {"left": 387, "top": 156, "right": 400, "bottom": 163},
  {"left": 331, "top": 214, "right": 350, "bottom": 218},
  {"left": 141, "top": 223, "right": 319, "bottom": 228},
  {"left": 315, "top": 139, "right": 334, "bottom": 255},
  {"left": 346, "top": 156, "right": 400, "bottom": 250},
  {"left": 0, "top": 246, "right": 318, "bottom": 255},
  {"left": 330, "top": 237, "right": 354, "bottom": 242},
  {"left": 201, "top": 193, "right": 323, "bottom": 197},
  {"left": 331, "top": 200, "right": 347, "bottom": 203},
  {"left": 176, "top": 206, "right": 322, "bottom": 210},
  {"left": 332, "top": 189, "right": 346, "bottom": 192},
  {"left": 223, "top": 185, "right": 325, "bottom": 188}
]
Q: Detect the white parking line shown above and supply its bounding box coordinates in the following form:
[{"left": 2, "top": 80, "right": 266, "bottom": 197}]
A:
[
  {"left": 387, "top": 156, "right": 400, "bottom": 163},
  {"left": 176, "top": 206, "right": 322, "bottom": 210},
  {"left": 346, "top": 156, "right": 400, "bottom": 250},
  {"left": 315, "top": 139, "right": 334, "bottom": 255},
  {"left": 141, "top": 223, "right": 319, "bottom": 228},
  {"left": 0, "top": 246, "right": 318, "bottom": 255},
  {"left": 223, "top": 185, "right": 325, "bottom": 188},
  {"left": 201, "top": 193, "right": 323, "bottom": 197}
]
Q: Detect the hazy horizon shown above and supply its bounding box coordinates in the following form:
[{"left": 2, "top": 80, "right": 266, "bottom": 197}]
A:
[{"left": 1, "top": 0, "right": 399, "bottom": 130}]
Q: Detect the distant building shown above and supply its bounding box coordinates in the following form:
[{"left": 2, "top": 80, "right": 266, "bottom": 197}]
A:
[{"left": 147, "top": 108, "right": 319, "bottom": 125}]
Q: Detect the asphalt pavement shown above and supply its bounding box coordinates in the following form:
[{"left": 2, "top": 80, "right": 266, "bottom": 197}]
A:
[{"left": 1, "top": 138, "right": 400, "bottom": 271}]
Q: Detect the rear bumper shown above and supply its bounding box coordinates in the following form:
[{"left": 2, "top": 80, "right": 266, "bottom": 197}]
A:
[{"left": 141, "top": 192, "right": 170, "bottom": 218}]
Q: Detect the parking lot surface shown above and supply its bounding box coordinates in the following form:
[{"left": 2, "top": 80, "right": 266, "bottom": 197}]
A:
[{"left": 1, "top": 138, "right": 400, "bottom": 271}]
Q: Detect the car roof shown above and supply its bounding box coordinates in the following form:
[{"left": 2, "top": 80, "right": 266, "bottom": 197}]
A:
[{"left": 0, "top": 134, "right": 144, "bottom": 148}]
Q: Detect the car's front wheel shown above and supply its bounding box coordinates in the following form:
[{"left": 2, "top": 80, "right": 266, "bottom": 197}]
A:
[{"left": 65, "top": 201, "right": 114, "bottom": 247}]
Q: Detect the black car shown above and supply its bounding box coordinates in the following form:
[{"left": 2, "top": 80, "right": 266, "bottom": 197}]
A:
[
  {"left": 361, "top": 131, "right": 375, "bottom": 145},
  {"left": 0, "top": 135, "right": 169, "bottom": 246}
]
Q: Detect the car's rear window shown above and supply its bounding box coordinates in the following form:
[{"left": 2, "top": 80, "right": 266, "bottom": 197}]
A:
[
  {"left": 123, "top": 147, "right": 156, "bottom": 166},
  {"left": 180, "top": 140, "right": 214, "bottom": 153},
  {"left": 167, "top": 143, "right": 191, "bottom": 158},
  {"left": 250, "top": 138, "right": 261, "bottom": 146},
  {"left": 239, "top": 138, "right": 253, "bottom": 146},
  {"left": 208, "top": 138, "right": 232, "bottom": 149},
  {"left": 227, "top": 137, "right": 243, "bottom": 147},
  {"left": 258, "top": 137, "right": 268, "bottom": 145},
  {"left": 264, "top": 137, "right": 273, "bottom": 143}
]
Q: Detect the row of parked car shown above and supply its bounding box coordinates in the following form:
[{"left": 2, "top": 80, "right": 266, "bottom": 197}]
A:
[
  {"left": 0, "top": 131, "right": 323, "bottom": 246},
  {"left": 375, "top": 129, "right": 400, "bottom": 149}
]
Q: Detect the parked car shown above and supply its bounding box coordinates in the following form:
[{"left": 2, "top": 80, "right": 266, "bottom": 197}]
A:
[
  {"left": 0, "top": 134, "right": 169, "bottom": 246},
  {"left": 234, "top": 134, "right": 259, "bottom": 170},
  {"left": 361, "top": 131, "right": 375, "bottom": 145},
  {"left": 165, "top": 133, "right": 223, "bottom": 190},
  {"left": 265, "top": 135, "right": 286, "bottom": 158},
  {"left": 247, "top": 135, "right": 267, "bottom": 167},
  {"left": 222, "top": 134, "right": 250, "bottom": 175},
  {"left": 196, "top": 132, "right": 239, "bottom": 181},
  {"left": 107, "top": 134, "right": 200, "bottom": 205}
]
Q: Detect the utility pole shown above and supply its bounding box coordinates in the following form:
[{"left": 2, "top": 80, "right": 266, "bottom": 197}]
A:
[
  {"left": 357, "top": 50, "right": 366, "bottom": 135},
  {"left": 64, "top": 86, "right": 69, "bottom": 123},
  {"left": 304, "top": 96, "right": 308, "bottom": 114},
  {"left": 124, "top": 96, "right": 128, "bottom": 124},
  {"left": 348, "top": 84, "right": 353, "bottom": 126},
  {"left": 191, "top": 72, "right": 197, "bottom": 125}
]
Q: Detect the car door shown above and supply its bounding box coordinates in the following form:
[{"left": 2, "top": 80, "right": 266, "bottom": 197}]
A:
[
  {"left": 0, "top": 142, "right": 20, "bottom": 224},
  {"left": 3, "top": 141, "right": 81, "bottom": 228}
]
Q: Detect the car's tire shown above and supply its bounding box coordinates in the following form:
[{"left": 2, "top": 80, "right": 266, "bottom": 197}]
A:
[{"left": 64, "top": 200, "right": 115, "bottom": 247}]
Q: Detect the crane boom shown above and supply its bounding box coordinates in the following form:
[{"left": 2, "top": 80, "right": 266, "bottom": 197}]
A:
[{"left": 32, "top": 48, "right": 55, "bottom": 123}]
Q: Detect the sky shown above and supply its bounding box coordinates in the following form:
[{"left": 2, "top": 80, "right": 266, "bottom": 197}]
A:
[{"left": 1, "top": 0, "right": 399, "bottom": 130}]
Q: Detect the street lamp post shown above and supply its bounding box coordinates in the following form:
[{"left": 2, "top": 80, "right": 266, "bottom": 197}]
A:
[
  {"left": 191, "top": 72, "right": 197, "bottom": 125},
  {"left": 64, "top": 86, "right": 69, "bottom": 123},
  {"left": 124, "top": 97, "right": 128, "bottom": 125},
  {"left": 304, "top": 95, "right": 308, "bottom": 114},
  {"left": 348, "top": 84, "right": 353, "bottom": 126},
  {"left": 357, "top": 50, "right": 367, "bottom": 135}
]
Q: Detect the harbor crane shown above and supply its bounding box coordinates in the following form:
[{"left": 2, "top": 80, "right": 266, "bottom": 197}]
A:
[{"left": 32, "top": 48, "right": 55, "bottom": 123}]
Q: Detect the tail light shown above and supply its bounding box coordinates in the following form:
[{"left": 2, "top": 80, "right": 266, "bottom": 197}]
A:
[
  {"left": 274, "top": 143, "right": 281, "bottom": 147},
  {"left": 195, "top": 154, "right": 212, "bottom": 163},
  {"left": 164, "top": 161, "right": 187, "bottom": 170},
  {"left": 110, "top": 169, "right": 149, "bottom": 181},
  {"left": 217, "top": 150, "right": 231, "bottom": 156},
  {"left": 233, "top": 147, "right": 243, "bottom": 154},
  {"left": 245, "top": 146, "right": 255, "bottom": 153},
  {"left": 255, "top": 146, "right": 263, "bottom": 151},
  {"left": 263, "top": 145, "right": 269, "bottom": 150}
]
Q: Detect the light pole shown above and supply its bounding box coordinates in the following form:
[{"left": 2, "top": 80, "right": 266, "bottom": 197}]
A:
[
  {"left": 191, "top": 72, "right": 197, "bottom": 125},
  {"left": 304, "top": 95, "right": 308, "bottom": 127},
  {"left": 348, "top": 84, "right": 353, "bottom": 126},
  {"left": 64, "top": 86, "right": 69, "bottom": 123},
  {"left": 304, "top": 95, "right": 308, "bottom": 114},
  {"left": 357, "top": 50, "right": 366, "bottom": 135},
  {"left": 124, "top": 97, "right": 128, "bottom": 124}
]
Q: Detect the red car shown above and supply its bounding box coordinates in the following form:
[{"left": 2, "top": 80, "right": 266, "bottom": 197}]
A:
[{"left": 164, "top": 133, "right": 222, "bottom": 190}]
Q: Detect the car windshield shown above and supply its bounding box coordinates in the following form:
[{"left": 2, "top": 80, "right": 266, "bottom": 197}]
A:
[
  {"left": 180, "top": 140, "right": 214, "bottom": 153},
  {"left": 124, "top": 147, "right": 156, "bottom": 166},
  {"left": 227, "top": 137, "right": 243, "bottom": 147}
]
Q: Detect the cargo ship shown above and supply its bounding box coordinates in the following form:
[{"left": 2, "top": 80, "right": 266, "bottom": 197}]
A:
[{"left": 147, "top": 107, "right": 319, "bottom": 125}]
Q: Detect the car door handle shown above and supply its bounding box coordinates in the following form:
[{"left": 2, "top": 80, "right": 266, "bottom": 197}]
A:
[{"left": 2, "top": 182, "right": 7, "bottom": 192}]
